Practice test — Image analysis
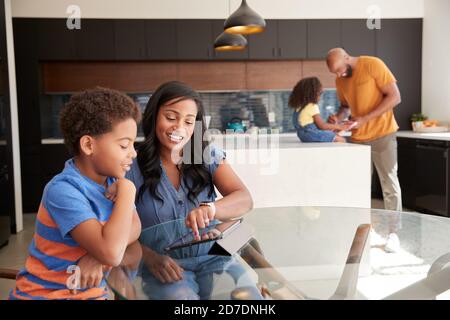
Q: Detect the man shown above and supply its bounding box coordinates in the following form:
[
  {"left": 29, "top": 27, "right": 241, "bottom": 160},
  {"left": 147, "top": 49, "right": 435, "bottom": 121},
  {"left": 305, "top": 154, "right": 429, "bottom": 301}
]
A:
[{"left": 326, "top": 48, "right": 402, "bottom": 252}]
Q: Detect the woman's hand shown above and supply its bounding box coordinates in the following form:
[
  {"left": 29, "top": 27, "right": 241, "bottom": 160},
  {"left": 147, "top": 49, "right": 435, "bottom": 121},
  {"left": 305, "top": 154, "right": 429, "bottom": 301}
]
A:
[
  {"left": 143, "top": 250, "right": 184, "bottom": 284},
  {"left": 76, "top": 254, "right": 105, "bottom": 291},
  {"left": 186, "top": 205, "right": 215, "bottom": 241}
]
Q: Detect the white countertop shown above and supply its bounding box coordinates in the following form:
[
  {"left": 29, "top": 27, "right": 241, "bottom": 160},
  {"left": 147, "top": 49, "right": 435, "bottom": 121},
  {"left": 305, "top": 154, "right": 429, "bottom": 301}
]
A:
[{"left": 396, "top": 130, "right": 450, "bottom": 141}]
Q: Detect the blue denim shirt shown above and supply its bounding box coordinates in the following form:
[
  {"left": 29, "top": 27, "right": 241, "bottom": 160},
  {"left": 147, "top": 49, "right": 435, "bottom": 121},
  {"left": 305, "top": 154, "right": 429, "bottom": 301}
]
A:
[{"left": 126, "top": 145, "right": 226, "bottom": 230}]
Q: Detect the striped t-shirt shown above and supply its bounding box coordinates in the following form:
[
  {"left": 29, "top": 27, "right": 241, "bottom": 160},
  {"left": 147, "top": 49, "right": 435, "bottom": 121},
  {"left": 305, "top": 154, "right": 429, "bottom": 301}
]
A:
[{"left": 10, "top": 159, "right": 115, "bottom": 300}]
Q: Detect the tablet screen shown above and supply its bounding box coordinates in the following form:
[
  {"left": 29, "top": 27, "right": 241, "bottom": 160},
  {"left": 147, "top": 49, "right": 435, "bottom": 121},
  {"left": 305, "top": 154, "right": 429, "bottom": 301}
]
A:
[{"left": 164, "top": 219, "right": 242, "bottom": 252}]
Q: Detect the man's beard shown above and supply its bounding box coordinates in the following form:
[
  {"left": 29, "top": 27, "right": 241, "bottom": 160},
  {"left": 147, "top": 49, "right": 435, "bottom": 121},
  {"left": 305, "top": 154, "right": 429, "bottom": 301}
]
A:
[{"left": 343, "top": 64, "right": 353, "bottom": 78}]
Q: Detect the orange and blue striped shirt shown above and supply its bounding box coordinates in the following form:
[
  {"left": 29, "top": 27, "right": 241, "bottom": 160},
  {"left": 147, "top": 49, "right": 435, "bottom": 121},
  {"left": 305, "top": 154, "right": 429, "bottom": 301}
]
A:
[{"left": 10, "top": 159, "right": 115, "bottom": 300}]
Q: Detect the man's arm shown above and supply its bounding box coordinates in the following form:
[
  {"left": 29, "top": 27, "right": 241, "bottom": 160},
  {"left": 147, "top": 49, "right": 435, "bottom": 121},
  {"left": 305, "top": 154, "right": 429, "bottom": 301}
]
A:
[{"left": 353, "top": 82, "right": 401, "bottom": 128}]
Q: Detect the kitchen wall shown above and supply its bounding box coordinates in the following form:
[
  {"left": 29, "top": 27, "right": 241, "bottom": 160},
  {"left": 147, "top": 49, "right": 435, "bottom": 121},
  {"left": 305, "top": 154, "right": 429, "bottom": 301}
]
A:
[
  {"left": 422, "top": 0, "right": 450, "bottom": 122},
  {"left": 11, "top": 0, "right": 424, "bottom": 19}
]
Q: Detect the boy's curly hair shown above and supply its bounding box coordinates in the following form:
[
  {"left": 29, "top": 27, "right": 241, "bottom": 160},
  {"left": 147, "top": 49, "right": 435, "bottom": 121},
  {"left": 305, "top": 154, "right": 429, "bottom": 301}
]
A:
[
  {"left": 59, "top": 87, "right": 141, "bottom": 155},
  {"left": 288, "top": 77, "right": 323, "bottom": 111}
]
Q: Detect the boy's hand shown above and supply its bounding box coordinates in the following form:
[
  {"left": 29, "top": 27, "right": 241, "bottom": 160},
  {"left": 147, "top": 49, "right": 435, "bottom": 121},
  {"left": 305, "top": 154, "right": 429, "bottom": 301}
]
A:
[
  {"left": 105, "top": 178, "right": 136, "bottom": 202},
  {"left": 76, "top": 254, "right": 105, "bottom": 290}
]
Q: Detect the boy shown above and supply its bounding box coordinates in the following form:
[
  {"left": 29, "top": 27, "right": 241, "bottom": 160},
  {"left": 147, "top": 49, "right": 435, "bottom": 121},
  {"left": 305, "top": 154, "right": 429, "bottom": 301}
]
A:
[{"left": 10, "top": 88, "right": 142, "bottom": 299}]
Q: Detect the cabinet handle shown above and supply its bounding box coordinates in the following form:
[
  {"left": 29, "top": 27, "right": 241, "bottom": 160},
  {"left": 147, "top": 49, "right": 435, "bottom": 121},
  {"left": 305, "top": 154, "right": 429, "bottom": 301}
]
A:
[{"left": 416, "top": 144, "right": 448, "bottom": 152}]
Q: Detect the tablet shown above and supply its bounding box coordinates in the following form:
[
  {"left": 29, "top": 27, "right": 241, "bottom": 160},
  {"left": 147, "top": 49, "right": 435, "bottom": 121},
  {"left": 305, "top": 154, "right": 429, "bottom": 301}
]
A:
[{"left": 164, "top": 218, "right": 243, "bottom": 252}]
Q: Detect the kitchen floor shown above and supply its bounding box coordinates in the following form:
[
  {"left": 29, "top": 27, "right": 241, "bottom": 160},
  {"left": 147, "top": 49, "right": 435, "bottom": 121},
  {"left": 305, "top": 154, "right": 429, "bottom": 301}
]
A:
[{"left": 0, "top": 199, "right": 429, "bottom": 300}]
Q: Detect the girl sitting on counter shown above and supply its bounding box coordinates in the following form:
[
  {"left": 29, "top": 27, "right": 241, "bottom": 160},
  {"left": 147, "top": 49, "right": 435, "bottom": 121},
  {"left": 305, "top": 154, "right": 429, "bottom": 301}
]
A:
[{"left": 289, "top": 77, "right": 354, "bottom": 143}]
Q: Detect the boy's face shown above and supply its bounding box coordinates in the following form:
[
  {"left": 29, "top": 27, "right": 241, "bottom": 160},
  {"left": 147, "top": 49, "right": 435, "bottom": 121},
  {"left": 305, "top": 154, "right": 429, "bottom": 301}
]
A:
[
  {"left": 156, "top": 98, "right": 198, "bottom": 157},
  {"left": 89, "top": 118, "right": 138, "bottom": 179}
]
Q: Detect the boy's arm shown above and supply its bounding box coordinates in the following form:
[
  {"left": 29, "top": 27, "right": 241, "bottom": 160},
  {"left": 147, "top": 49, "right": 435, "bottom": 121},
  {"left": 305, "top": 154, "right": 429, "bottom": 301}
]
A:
[
  {"left": 128, "top": 211, "right": 141, "bottom": 245},
  {"left": 70, "top": 179, "right": 136, "bottom": 267}
]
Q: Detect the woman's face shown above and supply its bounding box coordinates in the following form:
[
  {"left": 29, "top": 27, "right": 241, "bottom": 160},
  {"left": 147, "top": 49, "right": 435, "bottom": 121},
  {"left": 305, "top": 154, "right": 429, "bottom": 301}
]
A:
[{"left": 156, "top": 98, "right": 198, "bottom": 157}]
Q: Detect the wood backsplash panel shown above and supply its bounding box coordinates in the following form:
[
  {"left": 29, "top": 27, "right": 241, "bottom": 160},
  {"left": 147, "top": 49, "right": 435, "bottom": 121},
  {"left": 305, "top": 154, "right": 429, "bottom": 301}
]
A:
[
  {"left": 246, "top": 61, "right": 302, "bottom": 90},
  {"left": 42, "top": 60, "right": 333, "bottom": 93},
  {"left": 302, "top": 60, "right": 336, "bottom": 89},
  {"left": 43, "top": 62, "right": 116, "bottom": 92},
  {"left": 114, "top": 62, "right": 177, "bottom": 92},
  {"left": 43, "top": 62, "right": 177, "bottom": 93},
  {"left": 177, "top": 62, "right": 246, "bottom": 91}
]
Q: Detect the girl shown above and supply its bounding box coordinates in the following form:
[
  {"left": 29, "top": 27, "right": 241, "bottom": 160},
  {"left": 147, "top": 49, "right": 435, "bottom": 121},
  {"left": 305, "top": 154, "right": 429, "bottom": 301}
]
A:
[
  {"left": 126, "top": 81, "right": 260, "bottom": 300},
  {"left": 289, "top": 77, "right": 353, "bottom": 143}
]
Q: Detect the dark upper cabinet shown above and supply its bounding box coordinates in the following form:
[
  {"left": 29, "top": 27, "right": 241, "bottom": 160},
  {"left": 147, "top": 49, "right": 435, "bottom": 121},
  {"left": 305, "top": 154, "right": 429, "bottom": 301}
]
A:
[
  {"left": 277, "top": 20, "right": 307, "bottom": 59},
  {"left": 114, "top": 20, "right": 147, "bottom": 60},
  {"left": 73, "top": 20, "right": 115, "bottom": 60},
  {"left": 376, "top": 19, "right": 422, "bottom": 130},
  {"left": 341, "top": 19, "right": 376, "bottom": 56},
  {"left": 37, "top": 19, "right": 77, "bottom": 60},
  {"left": 248, "top": 20, "right": 278, "bottom": 60},
  {"left": 146, "top": 20, "right": 177, "bottom": 60},
  {"left": 307, "top": 20, "right": 342, "bottom": 59},
  {"left": 176, "top": 20, "right": 213, "bottom": 60},
  {"left": 211, "top": 20, "right": 249, "bottom": 60}
]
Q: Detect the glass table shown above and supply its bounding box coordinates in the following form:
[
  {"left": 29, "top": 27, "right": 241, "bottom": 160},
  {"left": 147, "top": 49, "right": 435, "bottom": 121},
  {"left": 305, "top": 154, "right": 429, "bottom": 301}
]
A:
[{"left": 106, "top": 206, "right": 450, "bottom": 300}]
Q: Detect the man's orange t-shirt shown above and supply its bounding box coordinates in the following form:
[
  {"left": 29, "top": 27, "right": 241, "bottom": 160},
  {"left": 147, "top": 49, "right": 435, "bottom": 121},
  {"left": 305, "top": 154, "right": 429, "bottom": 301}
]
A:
[{"left": 335, "top": 56, "right": 399, "bottom": 142}]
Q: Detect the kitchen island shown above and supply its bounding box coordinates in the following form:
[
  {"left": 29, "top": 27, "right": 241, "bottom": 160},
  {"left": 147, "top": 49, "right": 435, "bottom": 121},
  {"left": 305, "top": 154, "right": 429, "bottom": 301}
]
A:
[{"left": 210, "top": 133, "right": 371, "bottom": 209}]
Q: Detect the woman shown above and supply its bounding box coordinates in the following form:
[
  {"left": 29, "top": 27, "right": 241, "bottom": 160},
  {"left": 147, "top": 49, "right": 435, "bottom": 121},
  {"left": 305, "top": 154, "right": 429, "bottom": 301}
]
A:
[{"left": 126, "top": 81, "right": 259, "bottom": 300}]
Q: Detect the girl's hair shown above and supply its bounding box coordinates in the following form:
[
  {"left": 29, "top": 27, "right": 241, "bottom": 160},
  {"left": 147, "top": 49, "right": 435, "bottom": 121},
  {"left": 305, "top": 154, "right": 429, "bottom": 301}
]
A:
[
  {"left": 288, "top": 77, "right": 323, "bottom": 111},
  {"left": 136, "top": 81, "right": 214, "bottom": 204}
]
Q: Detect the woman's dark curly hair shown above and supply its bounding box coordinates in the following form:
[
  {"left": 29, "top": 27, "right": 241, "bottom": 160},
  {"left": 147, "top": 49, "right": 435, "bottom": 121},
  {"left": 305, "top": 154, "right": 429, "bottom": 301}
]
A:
[
  {"left": 288, "top": 77, "right": 323, "bottom": 111},
  {"left": 137, "top": 81, "right": 214, "bottom": 205},
  {"left": 60, "top": 87, "right": 141, "bottom": 155}
]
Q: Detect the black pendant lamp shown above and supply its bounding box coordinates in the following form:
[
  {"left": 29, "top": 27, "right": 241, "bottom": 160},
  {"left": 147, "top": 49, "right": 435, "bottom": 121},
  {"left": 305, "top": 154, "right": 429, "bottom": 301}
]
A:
[
  {"left": 214, "top": 32, "right": 247, "bottom": 51},
  {"left": 224, "top": 0, "right": 266, "bottom": 35}
]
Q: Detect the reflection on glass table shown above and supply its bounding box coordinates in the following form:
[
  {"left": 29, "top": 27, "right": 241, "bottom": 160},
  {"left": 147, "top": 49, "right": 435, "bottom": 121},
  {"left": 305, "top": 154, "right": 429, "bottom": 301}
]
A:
[{"left": 106, "top": 207, "right": 450, "bottom": 300}]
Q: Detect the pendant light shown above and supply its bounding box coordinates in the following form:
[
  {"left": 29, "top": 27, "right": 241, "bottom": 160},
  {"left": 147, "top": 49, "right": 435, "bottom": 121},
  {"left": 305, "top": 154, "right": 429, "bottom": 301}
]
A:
[
  {"left": 214, "top": 32, "right": 247, "bottom": 51},
  {"left": 224, "top": 0, "right": 266, "bottom": 35}
]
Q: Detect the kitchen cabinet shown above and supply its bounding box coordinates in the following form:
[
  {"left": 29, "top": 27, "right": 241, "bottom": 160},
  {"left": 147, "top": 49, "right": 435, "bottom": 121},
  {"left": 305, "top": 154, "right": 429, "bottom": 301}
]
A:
[
  {"left": 248, "top": 20, "right": 307, "bottom": 60},
  {"left": 397, "top": 137, "right": 417, "bottom": 209},
  {"left": 277, "top": 20, "right": 307, "bottom": 59},
  {"left": 398, "top": 137, "right": 450, "bottom": 217},
  {"left": 37, "top": 19, "right": 77, "bottom": 60},
  {"left": 341, "top": 19, "right": 376, "bottom": 56},
  {"left": 376, "top": 19, "right": 422, "bottom": 130},
  {"left": 176, "top": 20, "right": 214, "bottom": 60},
  {"left": 146, "top": 20, "right": 177, "bottom": 60},
  {"left": 307, "top": 20, "right": 341, "bottom": 59},
  {"left": 414, "top": 140, "right": 449, "bottom": 217},
  {"left": 114, "top": 20, "right": 147, "bottom": 60},
  {"left": 74, "top": 20, "right": 115, "bottom": 60},
  {"left": 248, "top": 20, "right": 278, "bottom": 60}
]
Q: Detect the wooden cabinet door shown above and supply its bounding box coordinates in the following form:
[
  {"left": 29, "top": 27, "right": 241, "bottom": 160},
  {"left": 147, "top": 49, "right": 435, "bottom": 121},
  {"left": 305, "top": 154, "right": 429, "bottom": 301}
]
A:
[
  {"left": 176, "top": 20, "right": 213, "bottom": 60},
  {"left": 277, "top": 20, "right": 307, "bottom": 59},
  {"left": 307, "top": 19, "right": 341, "bottom": 59}
]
